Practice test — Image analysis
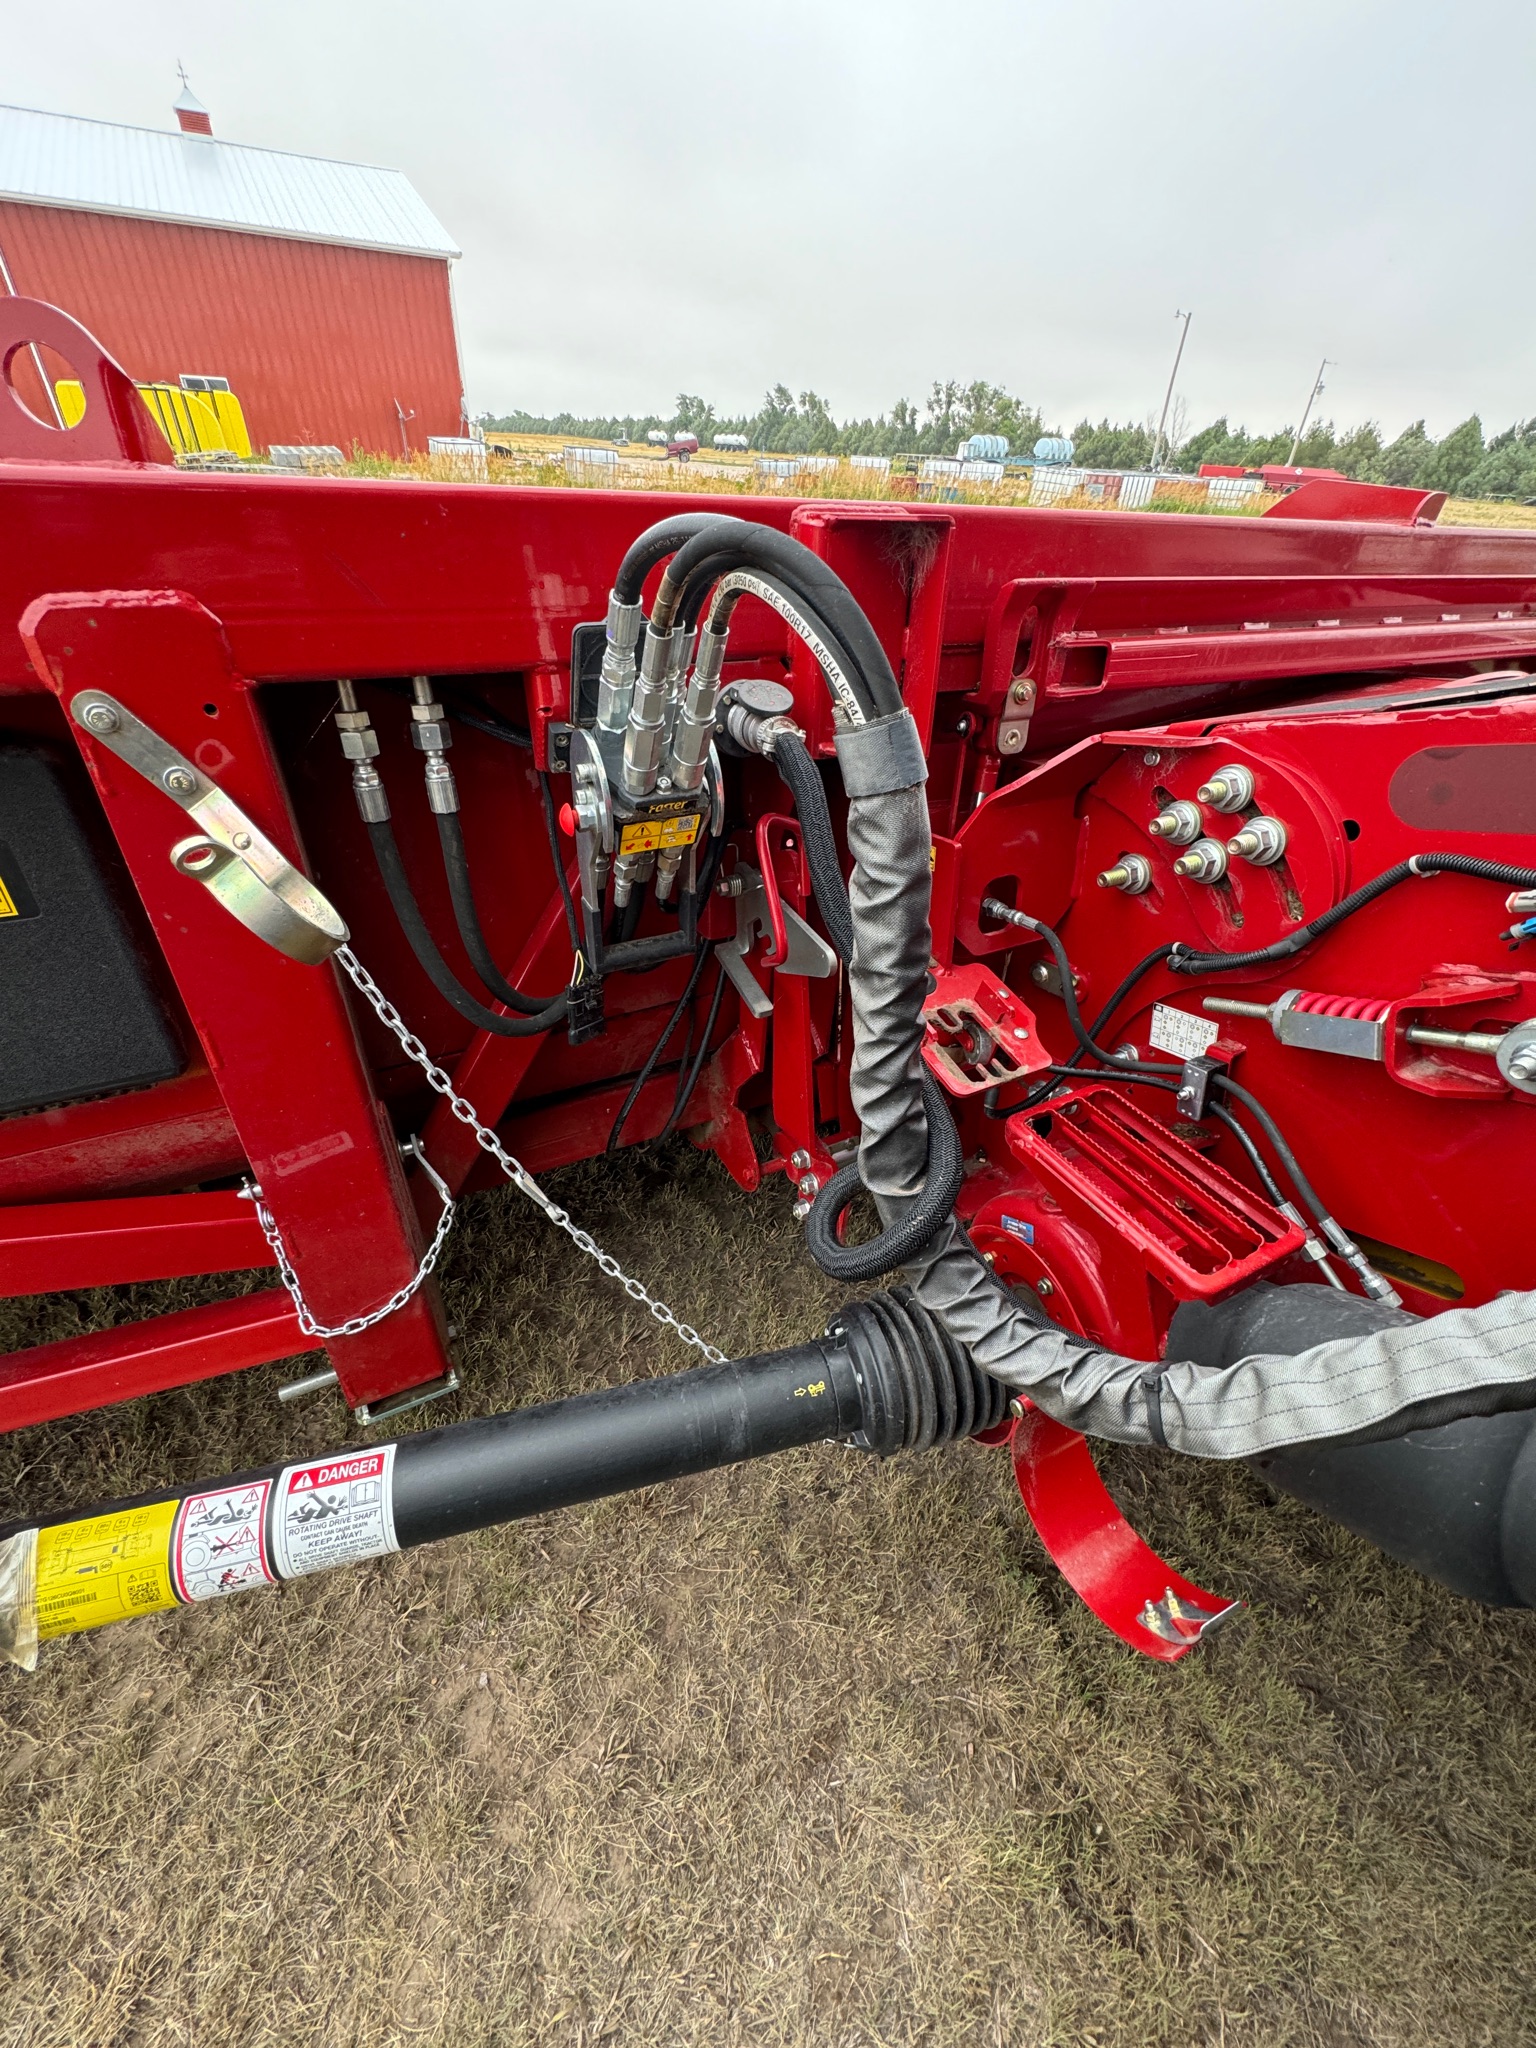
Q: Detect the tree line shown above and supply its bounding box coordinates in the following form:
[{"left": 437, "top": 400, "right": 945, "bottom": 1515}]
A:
[{"left": 484, "top": 381, "right": 1536, "bottom": 500}]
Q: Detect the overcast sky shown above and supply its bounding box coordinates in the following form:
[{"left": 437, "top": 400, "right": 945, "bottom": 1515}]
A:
[{"left": 6, "top": 1, "right": 1533, "bottom": 436}]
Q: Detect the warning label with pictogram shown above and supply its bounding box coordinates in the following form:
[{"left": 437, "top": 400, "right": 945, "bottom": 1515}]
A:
[
  {"left": 270, "top": 1447, "right": 398, "bottom": 1581},
  {"left": 172, "top": 1481, "right": 275, "bottom": 1603}
]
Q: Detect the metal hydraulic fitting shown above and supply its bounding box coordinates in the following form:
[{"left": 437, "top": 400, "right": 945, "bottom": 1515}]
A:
[
  {"left": 334, "top": 680, "right": 390, "bottom": 822},
  {"left": 409, "top": 674, "right": 458, "bottom": 815},
  {"left": 1097, "top": 853, "right": 1153, "bottom": 894},
  {"left": 1196, "top": 762, "right": 1256, "bottom": 811},
  {"left": 665, "top": 623, "right": 728, "bottom": 793},
  {"left": 595, "top": 591, "right": 645, "bottom": 735},
  {"left": 1172, "top": 838, "right": 1229, "bottom": 883},
  {"left": 1147, "top": 799, "right": 1203, "bottom": 845},
  {"left": 719, "top": 678, "right": 799, "bottom": 756},
  {"left": 1226, "top": 815, "right": 1287, "bottom": 866},
  {"left": 622, "top": 625, "right": 675, "bottom": 797}
]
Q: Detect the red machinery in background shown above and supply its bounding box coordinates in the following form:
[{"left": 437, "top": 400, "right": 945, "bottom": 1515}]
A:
[{"left": 3, "top": 302, "right": 1536, "bottom": 1664}]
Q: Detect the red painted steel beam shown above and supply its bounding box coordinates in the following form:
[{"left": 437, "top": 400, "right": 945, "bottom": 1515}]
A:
[
  {"left": 20, "top": 590, "right": 453, "bottom": 1411},
  {"left": 0, "top": 1287, "right": 313, "bottom": 1435},
  {"left": 0, "top": 1067, "right": 244, "bottom": 1204},
  {"left": 0, "top": 1191, "right": 273, "bottom": 1295}
]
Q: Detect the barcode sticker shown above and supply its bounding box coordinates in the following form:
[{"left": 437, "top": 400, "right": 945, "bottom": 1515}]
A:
[{"left": 1150, "top": 1003, "right": 1221, "bottom": 1059}]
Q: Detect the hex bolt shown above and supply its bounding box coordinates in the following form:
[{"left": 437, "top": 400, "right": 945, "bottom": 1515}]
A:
[
  {"left": 1009, "top": 680, "right": 1034, "bottom": 705},
  {"left": 1172, "top": 838, "right": 1229, "bottom": 883},
  {"left": 1097, "top": 854, "right": 1153, "bottom": 894},
  {"left": 1036, "top": 1277, "right": 1054, "bottom": 1297},
  {"left": 162, "top": 766, "right": 198, "bottom": 796},
  {"left": 1148, "top": 799, "right": 1203, "bottom": 845},
  {"left": 81, "top": 701, "right": 120, "bottom": 734},
  {"left": 1226, "top": 815, "right": 1288, "bottom": 866},
  {"left": 1196, "top": 762, "right": 1256, "bottom": 811},
  {"left": 789, "top": 1149, "right": 812, "bottom": 1171},
  {"left": 797, "top": 1173, "right": 821, "bottom": 1199}
]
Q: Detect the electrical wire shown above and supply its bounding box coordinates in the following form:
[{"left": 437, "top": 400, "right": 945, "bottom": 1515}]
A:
[{"left": 660, "top": 959, "right": 729, "bottom": 1139}]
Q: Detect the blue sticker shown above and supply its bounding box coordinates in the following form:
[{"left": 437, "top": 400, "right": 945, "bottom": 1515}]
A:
[{"left": 1000, "top": 1215, "right": 1035, "bottom": 1244}]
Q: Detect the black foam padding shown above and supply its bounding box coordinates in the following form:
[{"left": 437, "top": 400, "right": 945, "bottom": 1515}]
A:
[{"left": 0, "top": 747, "right": 184, "bottom": 1117}]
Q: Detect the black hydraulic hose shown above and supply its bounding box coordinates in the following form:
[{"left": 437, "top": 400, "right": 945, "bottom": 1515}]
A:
[
  {"left": 656, "top": 520, "right": 903, "bottom": 718},
  {"left": 661, "top": 959, "right": 729, "bottom": 1139},
  {"left": 608, "top": 888, "right": 646, "bottom": 947},
  {"left": 365, "top": 816, "right": 568, "bottom": 1036},
  {"left": 774, "top": 734, "right": 856, "bottom": 963},
  {"left": 613, "top": 513, "right": 739, "bottom": 606},
  {"left": 1168, "top": 853, "right": 1536, "bottom": 976},
  {"left": 434, "top": 811, "right": 558, "bottom": 1014},
  {"left": 605, "top": 944, "right": 712, "bottom": 1155},
  {"left": 537, "top": 770, "right": 584, "bottom": 958},
  {"left": 804, "top": 1071, "right": 966, "bottom": 1282}
]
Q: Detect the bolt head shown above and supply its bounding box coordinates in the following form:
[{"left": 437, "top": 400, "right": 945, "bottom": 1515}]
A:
[
  {"left": 1143, "top": 750, "right": 1161, "bottom": 766},
  {"left": 1036, "top": 1278, "right": 1054, "bottom": 1297},
  {"left": 231, "top": 830, "right": 252, "bottom": 851},
  {"left": 789, "top": 1149, "right": 812, "bottom": 1171},
  {"left": 1510, "top": 1049, "right": 1536, "bottom": 1082},
  {"left": 797, "top": 1173, "right": 820, "bottom": 1198},
  {"left": 162, "top": 766, "right": 197, "bottom": 795},
  {"left": 82, "top": 701, "right": 120, "bottom": 734},
  {"left": 791, "top": 1200, "right": 812, "bottom": 1223},
  {"left": 998, "top": 726, "right": 1025, "bottom": 754}
]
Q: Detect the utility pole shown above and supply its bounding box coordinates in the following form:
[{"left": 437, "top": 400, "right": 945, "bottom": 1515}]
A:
[
  {"left": 1286, "top": 357, "right": 1333, "bottom": 467},
  {"left": 1150, "top": 310, "right": 1192, "bottom": 473}
]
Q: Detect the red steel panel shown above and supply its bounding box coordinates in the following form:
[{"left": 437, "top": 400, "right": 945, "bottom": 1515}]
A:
[{"left": 0, "top": 201, "right": 462, "bottom": 452}]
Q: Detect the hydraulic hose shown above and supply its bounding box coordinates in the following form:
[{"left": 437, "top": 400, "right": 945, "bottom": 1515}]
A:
[
  {"left": 805, "top": 1071, "right": 965, "bottom": 1281},
  {"left": 606, "top": 943, "right": 713, "bottom": 1155},
  {"left": 434, "top": 811, "right": 558, "bottom": 1014},
  {"left": 655, "top": 519, "right": 902, "bottom": 718},
  {"left": 774, "top": 733, "right": 855, "bottom": 963},
  {"left": 660, "top": 959, "right": 728, "bottom": 1139},
  {"left": 612, "top": 513, "right": 736, "bottom": 606},
  {"left": 365, "top": 816, "right": 568, "bottom": 1037},
  {"left": 1168, "top": 853, "right": 1536, "bottom": 975}
]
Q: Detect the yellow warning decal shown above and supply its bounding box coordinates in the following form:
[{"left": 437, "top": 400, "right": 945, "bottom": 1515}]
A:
[
  {"left": 618, "top": 813, "right": 701, "bottom": 855},
  {"left": 0, "top": 873, "right": 16, "bottom": 918},
  {"left": 35, "top": 1500, "right": 179, "bottom": 1641}
]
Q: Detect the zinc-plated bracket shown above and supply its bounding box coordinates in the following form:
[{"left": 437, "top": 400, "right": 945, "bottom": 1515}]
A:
[
  {"left": 70, "top": 690, "right": 348, "bottom": 965},
  {"left": 714, "top": 862, "right": 837, "bottom": 1020}
]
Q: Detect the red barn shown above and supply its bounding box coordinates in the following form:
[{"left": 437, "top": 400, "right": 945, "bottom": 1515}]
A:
[{"left": 0, "top": 92, "right": 465, "bottom": 455}]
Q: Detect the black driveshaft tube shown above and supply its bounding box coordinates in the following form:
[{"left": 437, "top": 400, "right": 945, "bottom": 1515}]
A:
[{"left": 0, "top": 1295, "right": 1009, "bottom": 1667}]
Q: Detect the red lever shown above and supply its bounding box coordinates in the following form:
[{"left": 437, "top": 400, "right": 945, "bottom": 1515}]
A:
[
  {"left": 557, "top": 802, "right": 578, "bottom": 838},
  {"left": 754, "top": 814, "right": 800, "bottom": 967}
]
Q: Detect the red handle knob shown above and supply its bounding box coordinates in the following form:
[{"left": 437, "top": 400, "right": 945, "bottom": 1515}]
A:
[{"left": 558, "top": 802, "right": 579, "bottom": 837}]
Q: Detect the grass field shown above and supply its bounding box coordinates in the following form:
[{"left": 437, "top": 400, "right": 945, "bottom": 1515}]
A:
[{"left": 2, "top": 1143, "right": 1533, "bottom": 2047}]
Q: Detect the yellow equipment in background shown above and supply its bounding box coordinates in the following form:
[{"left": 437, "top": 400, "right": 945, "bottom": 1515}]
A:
[{"left": 54, "top": 377, "right": 254, "bottom": 460}]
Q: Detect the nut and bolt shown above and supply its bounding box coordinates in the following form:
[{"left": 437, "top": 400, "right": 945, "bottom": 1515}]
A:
[
  {"left": 162, "top": 766, "right": 198, "bottom": 796},
  {"left": 1148, "top": 799, "right": 1203, "bottom": 845},
  {"left": 1036, "top": 1278, "right": 1054, "bottom": 1297},
  {"left": 1097, "top": 853, "right": 1153, "bottom": 894},
  {"left": 81, "top": 701, "right": 120, "bottom": 734},
  {"left": 1009, "top": 680, "right": 1034, "bottom": 705},
  {"left": 791, "top": 1199, "right": 813, "bottom": 1223},
  {"left": 1509, "top": 1046, "right": 1536, "bottom": 1083},
  {"left": 1172, "top": 838, "right": 1230, "bottom": 883},
  {"left": 789, "top": 1149, "right": 812, "bottom": 1172},
  {"left": 1196, "top": 762, "right": 1256, "bottom": 811},
  {"left": 796, "top": 1173, "right": 821, "bottom": 1199},
  {"left": 1226, "top": 815, "right": 1288, "bottom": 866}
]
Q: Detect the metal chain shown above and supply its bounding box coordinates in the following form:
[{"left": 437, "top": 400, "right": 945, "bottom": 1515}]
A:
[
  {"left": 240, "top": 1138, "right": 457, "bottom": 1341},
  {"left": 327, "top": 945, "right": 726, "bottom": 1363}
]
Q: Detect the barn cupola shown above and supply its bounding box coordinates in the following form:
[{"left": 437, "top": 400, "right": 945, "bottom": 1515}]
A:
[{"left": 173, "top": 81, "right": 212, "bottom": 137}]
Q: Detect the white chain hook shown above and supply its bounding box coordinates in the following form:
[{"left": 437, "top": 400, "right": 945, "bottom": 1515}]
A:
[{"left": 247, "top": 946, "right": 725, "bottom": 1364}]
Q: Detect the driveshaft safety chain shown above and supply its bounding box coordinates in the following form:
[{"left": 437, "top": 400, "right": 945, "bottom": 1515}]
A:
[{"left": 268, "top": 946, "right": 723, "bottom": 1363}]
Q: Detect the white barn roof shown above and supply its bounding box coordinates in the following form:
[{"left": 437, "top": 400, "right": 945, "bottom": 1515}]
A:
[{"left": 0, "top": 104, "right": 460, "bottom": 260}]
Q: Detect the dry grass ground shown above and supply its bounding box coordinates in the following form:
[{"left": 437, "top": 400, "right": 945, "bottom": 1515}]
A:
[{"left": 1, "top": 1144, "right": 1533, "bottom": 2047}]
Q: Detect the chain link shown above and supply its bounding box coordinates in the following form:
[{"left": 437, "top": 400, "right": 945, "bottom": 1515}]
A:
[
  {"left": 240, "top": 1138, "right": 457, "bottom": 1340},
  {"left": 322, "top": 945, "right": 726, "bottom": 1363}
]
